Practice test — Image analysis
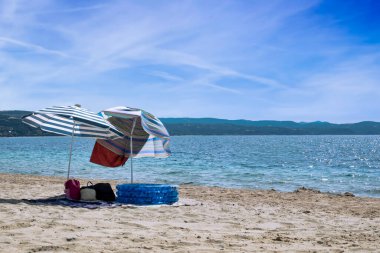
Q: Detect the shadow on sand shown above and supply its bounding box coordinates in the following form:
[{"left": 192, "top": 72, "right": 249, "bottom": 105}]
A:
[{"left": 0, "top": 195, "right": 120, "bottom": 209}]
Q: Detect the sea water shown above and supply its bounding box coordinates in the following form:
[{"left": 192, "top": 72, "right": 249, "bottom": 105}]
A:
[{"left": 0, "top": 136, "right": 379, "bottom": 197}]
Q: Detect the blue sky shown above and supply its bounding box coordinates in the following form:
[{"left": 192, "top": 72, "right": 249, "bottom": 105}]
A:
[{"left": 0, "top": 0, "right": 379, "bottom": 122}]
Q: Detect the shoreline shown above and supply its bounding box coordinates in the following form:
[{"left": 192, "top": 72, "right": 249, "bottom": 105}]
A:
[
  {"left": 1, "top": 173, "right": 379, "bottom": 252},
  {"left": 1, "top": 171, "right": 379, "bottom": 199}
]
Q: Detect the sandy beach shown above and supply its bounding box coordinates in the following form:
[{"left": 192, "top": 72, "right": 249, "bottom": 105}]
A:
[{"left": 0, "top": 173, "right": 379, "bottom": 252}]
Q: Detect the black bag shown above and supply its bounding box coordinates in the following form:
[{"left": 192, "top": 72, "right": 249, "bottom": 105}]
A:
[{"left": 93, "top": 183, "right": 115, "bottom": 202}]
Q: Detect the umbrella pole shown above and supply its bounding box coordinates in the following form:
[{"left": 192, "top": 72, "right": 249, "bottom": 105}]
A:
[
  {"left": 130, "top": 118, "right": 137, "bottom": 183},
  {"left": 67, "top": 123, "right": 75, "bottom": 180}
]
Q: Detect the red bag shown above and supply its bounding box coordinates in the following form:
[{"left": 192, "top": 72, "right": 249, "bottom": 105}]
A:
[{"left": 64, "top": 179, "right": 81, "bottom": 200}]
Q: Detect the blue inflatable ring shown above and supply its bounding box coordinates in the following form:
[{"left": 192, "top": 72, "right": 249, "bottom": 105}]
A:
[{"left": 116, "top": 184, "right": 179, "bottom": 205}]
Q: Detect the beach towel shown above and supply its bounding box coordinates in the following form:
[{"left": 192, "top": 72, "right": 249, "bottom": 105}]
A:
[
  {"left": 23, "top": 196, "right": 121, "bottom": 209},
  {"left": 90, "top": 141, "right": 128, "bottom": 167}
]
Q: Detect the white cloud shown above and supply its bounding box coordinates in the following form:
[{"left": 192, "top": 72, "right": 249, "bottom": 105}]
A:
[
  {"left": 148, "top": 71, "right": 183, "bottom": 82},
  {"left": 0, "top": 37, "right": 74, "bottom": 58}
]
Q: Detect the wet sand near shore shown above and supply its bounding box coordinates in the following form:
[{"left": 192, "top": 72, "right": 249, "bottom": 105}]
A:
[{"left": 0, "top": 173, "right": 379, "bottom": 252}]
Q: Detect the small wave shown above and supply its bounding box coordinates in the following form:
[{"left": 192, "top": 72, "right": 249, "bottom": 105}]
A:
[
  {"left": 362, "top": 189, "right": 380, "bottom": 194},
  {"left": 165, "top": 171, "right": 183, "bottom": 175}
]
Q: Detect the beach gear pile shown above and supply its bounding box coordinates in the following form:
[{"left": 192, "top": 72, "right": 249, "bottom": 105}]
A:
[
  {"left": 22, "top": 104, "right": 178, "bottom": 206},
  {"left": 64, "top": 179, "right": 179, "bottom": 205},
  {"left": 65, "top": 179, "right": 115, "bottom": 202}
]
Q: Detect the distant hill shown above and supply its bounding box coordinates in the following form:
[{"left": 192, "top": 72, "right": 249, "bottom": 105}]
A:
[
  {"left": 160, "top": 118, "right": 331, "bottom": 128},
  {"left": 0, "top": 110, "right": 33, "bottom": 118},
  {"left": 159, "top": 118, "right": 380, "bottom": 135},
  {"left": 1, "top": 111, "right": 380, "bottom": 136},
  {"left": 0, "top": 110, "right": 53, "bottom": 137}
]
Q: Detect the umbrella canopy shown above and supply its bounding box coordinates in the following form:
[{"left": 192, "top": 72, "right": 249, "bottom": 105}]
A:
[
  {"left": 22, "top": 105, "right": 123, "bottom": 179},
  {"left": 90, "top": 106, "right": 171, "bottom": 182},
  {"left": 22, "top": 105, "right": 122, "bottom": 138}
]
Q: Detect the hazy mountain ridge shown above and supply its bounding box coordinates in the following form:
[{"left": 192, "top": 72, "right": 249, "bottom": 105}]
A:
[
  {"left": 160, "top": 118, "right": 380, "bottom": 134},
  {"left": 0, "top": 111, "right": 52, "bottom": 137},
  {"left": 1, "top": 111, "right": 380, "bottom": 136}
]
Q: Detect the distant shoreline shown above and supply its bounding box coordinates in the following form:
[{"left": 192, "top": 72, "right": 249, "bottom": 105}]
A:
[
  {"left": 2, "top": 134, "right": 380, "bottom": 137},
  {"left": 3, "top": 132, "right": 380, "bottom": 137},
  {"left": 2, "top": 110, "right": 380, "bottom": 136}
]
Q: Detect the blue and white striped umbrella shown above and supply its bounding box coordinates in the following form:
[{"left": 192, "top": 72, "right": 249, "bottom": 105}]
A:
[
  {"left": 22, "top": 105, "right": 122, "bottom": 138},
  {"left": 22, "top": 105, "right": 123, "bottom": 179},
  {"left": 91, "top": 106, "right": 171, "bottom": 183}
]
